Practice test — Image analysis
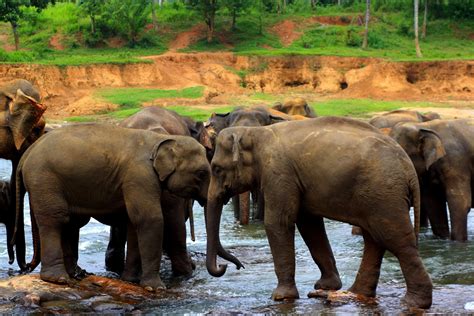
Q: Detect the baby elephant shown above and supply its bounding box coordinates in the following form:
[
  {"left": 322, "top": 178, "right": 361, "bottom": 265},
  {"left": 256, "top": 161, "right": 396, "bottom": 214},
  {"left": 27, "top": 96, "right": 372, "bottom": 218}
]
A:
[
  {"left": 206, "top": 117, "right": 432, "bottom": 309},
  {"left": 15, "top": 124, "right": 211, "bottom": 291}
]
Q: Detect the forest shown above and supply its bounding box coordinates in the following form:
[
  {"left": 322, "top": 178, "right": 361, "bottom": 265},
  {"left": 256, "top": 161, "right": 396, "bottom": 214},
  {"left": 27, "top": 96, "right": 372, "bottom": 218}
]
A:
[{"left": 0, "top": 0, "right": 473, "bottom": 64}]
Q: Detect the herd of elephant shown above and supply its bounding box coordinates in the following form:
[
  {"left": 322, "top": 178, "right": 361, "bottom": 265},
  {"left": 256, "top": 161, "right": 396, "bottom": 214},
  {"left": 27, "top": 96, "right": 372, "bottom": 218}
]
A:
[{"left": 0, "top": 79, "right": 473, "bottom": 310}]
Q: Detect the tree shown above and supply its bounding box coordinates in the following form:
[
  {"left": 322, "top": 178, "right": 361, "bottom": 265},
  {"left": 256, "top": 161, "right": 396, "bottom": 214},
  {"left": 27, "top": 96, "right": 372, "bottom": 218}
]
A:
[
  {"left": 78, "top": 0, "right": 104, "bottom": 35},
  {"left": 223, "top": 0, "right": 251, "bottom": 30},
  {"left": 151, "top": 0, "right": 158, "bottom": 32},
  {"left": 362, "top": 0, "right": 370, "bottom": 49},
  {"left": 0, "top": 0, "right": 30, "bottom": 51},
  {"left": 414, "top": 0, "right": 422, "bottom": 58},
  {"left": 188, "top": 0, "right": 219, "bottom": 43},
  {"left": 421, "top": 0, "right": 427, "bottom": 39},
  {"left": 106, "top": 0, "right": 151, "bottom": 45}
]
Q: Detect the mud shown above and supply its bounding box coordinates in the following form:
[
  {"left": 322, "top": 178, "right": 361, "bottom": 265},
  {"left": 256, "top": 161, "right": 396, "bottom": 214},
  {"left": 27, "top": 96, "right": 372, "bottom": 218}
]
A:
[{"left": 0, "top": 53, "right": 472, "bottom": 119}]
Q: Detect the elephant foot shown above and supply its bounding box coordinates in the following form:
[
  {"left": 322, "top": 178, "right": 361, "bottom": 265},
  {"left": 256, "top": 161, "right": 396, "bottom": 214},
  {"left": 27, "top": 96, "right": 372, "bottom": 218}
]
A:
[
  {"left": 314, "top": 273, "right": 342, "bottom": 291},
  {"left": 348, "top": 283, "right": 376, "bottom": 298},
  {"left": 403, "top": 290, "right": 432, "bottom": 309},
  {"left": 40, "top": 269, "right": 71, "bottom": 285},
  {"left": 73, "top": 265, "right": 93, "bottom": 280},
  {"left": 121, "top": 270, "right": 141, "bottom": 284},
  {"left": 171, "top": 256, "right": 195, "bottom": 277},
  {"left": 141, "top": 277, "right": 166, "bottom": 292},
  {"left": 271, "top": 283, "right": 299, "bottom": 301}
]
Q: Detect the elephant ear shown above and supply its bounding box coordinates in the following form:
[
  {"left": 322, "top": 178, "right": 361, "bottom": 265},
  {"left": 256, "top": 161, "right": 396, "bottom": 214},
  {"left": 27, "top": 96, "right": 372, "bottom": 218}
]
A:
[
  {"left": 8, "top": 89, "right": 47, "bottom": 151},
  {"left": 269, "top": 115, "right": 287, "bottom": 125},
  {"left": 419, "top": 128, "right": 446, "bottom": 170},
  {"left": 271, "top": 102, "right": 284, "bottom": 112},
  {"left": 150, "top": 138, "right": 178, "bottom": 182}
]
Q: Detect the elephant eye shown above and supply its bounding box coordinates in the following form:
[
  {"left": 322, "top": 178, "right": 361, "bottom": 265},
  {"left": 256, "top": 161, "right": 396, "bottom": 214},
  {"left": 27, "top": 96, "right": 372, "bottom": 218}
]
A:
[
  {"left": 196, "top": 170, "right": 208, "bottom": 180},
  {"left": 212, "top": 165, "right": 222, "bottom": 176}
]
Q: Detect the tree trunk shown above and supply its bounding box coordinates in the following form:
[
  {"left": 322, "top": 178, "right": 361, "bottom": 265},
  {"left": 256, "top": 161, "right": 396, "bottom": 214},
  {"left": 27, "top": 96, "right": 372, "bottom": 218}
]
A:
[
  {"left": 362, "top": 0, "right": 370, "bottom": 49},
  {"left": 422, "top": 0, "right": 428, "bottom": 39},
  {"left": 231, "top": 8, "right": 236, "bottom": 30},
  {"left": 338, "top": 0, "right": 341, "bottom": 5},
  {"left": 414, "top": 0, "right": 423, "bottom": 58},
  {"left": 151, "top": 0, "right": 158, "bottom": 32},
  {"left": 90, "top": 15, "right": 96, "bottom": 34},
  {"left": 10, "top": 22, "right": 19, "bottom": 51}
]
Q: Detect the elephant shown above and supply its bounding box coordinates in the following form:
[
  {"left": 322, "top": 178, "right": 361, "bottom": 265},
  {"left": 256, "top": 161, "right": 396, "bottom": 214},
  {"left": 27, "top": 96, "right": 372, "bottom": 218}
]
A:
[
  {"left": 105, "top": 106, "right": 212, "bottom": 277},
  {"left": 0, "top": 180, "right": 11, "bottom": 223},
  {"left": 206, "top": 117, "right": 433, "bottom": 309},
  {"left": 14, "top": 123, "right": 222, "bottom": 290},
  {"left": 369, "top": 110, "right": 441, "bottom": 134},
  {"left": 390, "top": 119, "right": 474, "bottom": 241},
  {"left": 271, "top": 97, "right": 317, "bottom": 118},
  {"left": 0, "top": 79, "right": 46, "bottom": 269},
  {"left": 204, "top": 106, "right": 286, "bottom": 224}
]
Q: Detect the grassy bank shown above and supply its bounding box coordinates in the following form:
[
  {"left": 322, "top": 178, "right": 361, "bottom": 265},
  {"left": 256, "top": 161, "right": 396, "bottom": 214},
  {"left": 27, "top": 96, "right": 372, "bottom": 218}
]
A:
[
  {"left": 1, "top": 2, "right": 473, "bottom": 65},
  {"left": 64, "top": 87, "right": 448, "bottom": 123}
]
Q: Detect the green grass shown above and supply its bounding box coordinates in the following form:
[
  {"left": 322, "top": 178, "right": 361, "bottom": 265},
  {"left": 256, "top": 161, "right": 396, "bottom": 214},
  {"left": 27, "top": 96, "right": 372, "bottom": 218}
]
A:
[
  {"left": 97, "top": 86, "right": 205, "bottom": 109},
  {"left": 167, "top": 105, "right": 235, "bottom": 121},
  {"left": 312, "top": 99, "right": 443, "bottom": 118},
  {"left": 249, "top": 92, "right": 279, "bottom": 102}
]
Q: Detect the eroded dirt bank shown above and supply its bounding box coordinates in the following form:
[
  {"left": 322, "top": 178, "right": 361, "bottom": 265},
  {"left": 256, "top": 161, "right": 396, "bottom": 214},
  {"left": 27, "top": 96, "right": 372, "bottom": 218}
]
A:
[{"left": 0, "top": 52, "right": 472, "bottom": 118}]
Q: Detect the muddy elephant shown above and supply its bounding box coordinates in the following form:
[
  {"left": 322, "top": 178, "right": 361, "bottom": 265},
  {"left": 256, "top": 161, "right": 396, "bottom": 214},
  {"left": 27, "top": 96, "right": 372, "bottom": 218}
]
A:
[
  {"left": 105, "top": 106, "right": 212, "bottom": 277},
  {"left": 390, "top": 119, "right": 474, "bottom": 241},
  {"left": 206, "top": 117, "right": 432, "bottom": 309},
  {"left": 369, "top": 110, "right": 440, "bottom": 134},
  {"left": 271, "top": 97, "right": 316, "bottom": 118},
  {"left": 0, "top": 79, "right": 46, "bottom": 268},
  {"left": 14, "top": 123, "right": 215, "bottom": 290},
  {"left": 205, "top": 106, "right": 285, "bottom": 224}
]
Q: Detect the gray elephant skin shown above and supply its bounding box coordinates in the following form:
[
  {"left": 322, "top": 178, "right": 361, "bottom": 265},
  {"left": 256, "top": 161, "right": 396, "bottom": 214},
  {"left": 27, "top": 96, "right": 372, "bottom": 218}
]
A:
[
  {"left": 206, "top": 117, "right": 432, "bottom": 309},
  {"left": 390, "top": 119, "right": 474, "bottom": 241},
  {"left": 0, "top": 79, "right": 46, "bottom": 269},
  {"left": 15, "top": 123, "right": 211, "bottom": 290},
  {"left": 105, "top": 106, "right": 212, "bottom": 277}
]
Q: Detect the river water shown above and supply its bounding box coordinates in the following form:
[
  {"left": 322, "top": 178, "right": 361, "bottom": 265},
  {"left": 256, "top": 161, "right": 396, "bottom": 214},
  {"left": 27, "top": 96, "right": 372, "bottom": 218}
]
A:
[{"left": 0, "top": 158, "right": 473, "bottom": 313}]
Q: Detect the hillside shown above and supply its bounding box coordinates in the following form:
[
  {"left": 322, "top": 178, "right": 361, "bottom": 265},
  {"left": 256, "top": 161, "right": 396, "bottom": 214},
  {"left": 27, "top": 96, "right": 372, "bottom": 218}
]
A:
[{"left": 0, "top": 1, "right": 473, "bottom": 122}]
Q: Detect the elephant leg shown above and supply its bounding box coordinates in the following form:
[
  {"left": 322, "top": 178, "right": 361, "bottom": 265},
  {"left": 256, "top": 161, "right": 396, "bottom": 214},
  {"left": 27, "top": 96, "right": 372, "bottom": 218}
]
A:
[
  {"left": 296, "top": 213, "right": 341, "bottom": 291},
  {"left": 105, "top": 222, "right": 128, "bottom": 274},
  {"left": 121, "top": 222, "right": 142, "bottom": 284},
  {"left": 264, "top": 185, "right": 299, "bottom": 301},
  {"left": 239, "top": 192, "right": 250, "bottom": 225},
  {"left": 256, "top": 190, "right": 265, "bottom": 221},
  {"left": 162, "top": 193, "right": 194, "bottom": 277},
  {"left": 367, "top": 205, "right": 432, "bottom": 309},
  {"left": 232, "top": 196, "right": 240, "bottom": 221},
  {"left": 445, "top": 178, "right": 471, "bottom": 242},
  {"left": 63, "top": 217, "right": 90, "bottom": 279},
  {"left": 422, "top": 183, "right": 449, "bottom": 239},
  {"left": 34, "top": 210, "right": 70, "bottom": 283},
  {"left": 348, "top": 229, "right": 385, "bottom": 297},
  {"left": 124, "top": 186, "right": 164, "bottom": 290}
]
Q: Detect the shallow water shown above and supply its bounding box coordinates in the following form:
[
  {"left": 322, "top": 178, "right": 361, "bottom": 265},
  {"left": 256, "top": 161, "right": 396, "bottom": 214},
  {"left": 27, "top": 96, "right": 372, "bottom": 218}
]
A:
[{"left": 0, "top": 158, "right": 473, "bottom": 313}]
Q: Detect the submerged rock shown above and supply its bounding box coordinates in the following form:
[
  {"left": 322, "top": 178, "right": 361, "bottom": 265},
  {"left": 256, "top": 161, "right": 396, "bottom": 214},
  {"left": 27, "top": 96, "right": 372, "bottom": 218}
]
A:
[{"left": 0, "top": 274, "right": 170, "bottom": 313}]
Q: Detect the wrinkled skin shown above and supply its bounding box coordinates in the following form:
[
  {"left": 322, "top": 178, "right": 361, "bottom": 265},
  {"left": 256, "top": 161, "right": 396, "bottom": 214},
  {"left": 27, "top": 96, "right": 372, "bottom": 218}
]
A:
[
  {"left": 207, "top": 117, "right": 432, "bottom": 309},
  {"left": 271, "top": 97, "right": 317, "bottom": 118},
  {"left": 345, "top": 109, "right": 442, "bottom": 236},
  {"left": 0, "top": 181, "right": 10, "bottom": 225},
  {"left": 0, "top": 79, "right": 46, "bottom": 270},
  {"left": 15, "top": 124, "right": 211, "bottom": 291},
  {"left": 204, "top": 106, "right": 286, "bottom": 224},
  {"left": 105, "top": 106, "right": 211, "bottom": 277},
  {"left": 390, "top": 119, "right": 474, "bottom": 242},
  {"left": 369, "top": 110, "right": 441, "bottom": 134}
]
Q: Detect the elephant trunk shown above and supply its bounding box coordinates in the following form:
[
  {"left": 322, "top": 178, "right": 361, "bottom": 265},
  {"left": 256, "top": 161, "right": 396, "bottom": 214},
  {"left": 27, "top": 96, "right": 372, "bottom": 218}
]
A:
[
  {"left": 205, "top": 197, "right": 227, "bottom": 277},
  {"left": 5, "top": 214, "right": 15, "bottom": 265}
]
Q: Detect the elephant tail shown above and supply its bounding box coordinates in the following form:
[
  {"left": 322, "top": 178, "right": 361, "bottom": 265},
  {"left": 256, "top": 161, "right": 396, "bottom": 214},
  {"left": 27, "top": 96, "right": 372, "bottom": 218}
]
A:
[
  {"left": 12, "top": 159, "right": 26, "bottom": 271},
  {"left": 410, "top": 176, "right": 421, "bottom": 246}
]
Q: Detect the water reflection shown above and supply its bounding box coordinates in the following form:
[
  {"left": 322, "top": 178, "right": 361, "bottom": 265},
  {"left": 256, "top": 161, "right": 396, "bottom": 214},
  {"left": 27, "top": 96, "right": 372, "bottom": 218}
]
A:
[{"left": 0, "top": 158, "right": 473, "bottom": 313}]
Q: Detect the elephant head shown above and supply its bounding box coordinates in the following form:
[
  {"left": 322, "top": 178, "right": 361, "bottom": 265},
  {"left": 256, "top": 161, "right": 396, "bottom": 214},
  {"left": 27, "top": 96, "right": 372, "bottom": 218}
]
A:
[
  {"left": 390, "top": 123, "right": 446, "bottom": 175},
  {"left": 205, "top": 107, "right": 285, "bottom": 158},
  {"left": 150, "top": 136, "right": 211, "bottom": 205},
  {"left": 206, "top": 127, "right": 255, "bottom": 277},
  {"left": 3, "top": 89, "right": 47, "bottom": 152},
  {"left": 272, "top": 98, "right": 316, "bottom": 118}
]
